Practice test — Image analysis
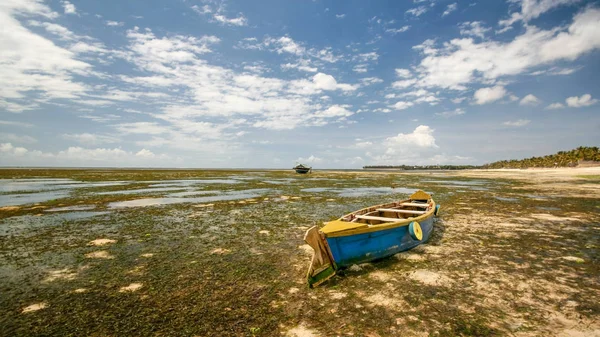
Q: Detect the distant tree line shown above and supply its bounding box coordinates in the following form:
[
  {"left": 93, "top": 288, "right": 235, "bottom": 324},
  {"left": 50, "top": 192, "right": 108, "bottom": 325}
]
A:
[
  {"left": 363, "top": 146, "right": 600, "bottom": 170},
  {"left": 481, "top": 146, "right": 600, "bottom": 169},
  {"left": 362, "top": 165, "right": 479, "bottom": 170}
]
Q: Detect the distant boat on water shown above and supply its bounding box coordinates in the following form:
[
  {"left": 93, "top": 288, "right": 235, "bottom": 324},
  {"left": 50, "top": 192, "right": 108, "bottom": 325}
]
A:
[{"left": 293, "top": 163, "right": 312, "bottom": 174}]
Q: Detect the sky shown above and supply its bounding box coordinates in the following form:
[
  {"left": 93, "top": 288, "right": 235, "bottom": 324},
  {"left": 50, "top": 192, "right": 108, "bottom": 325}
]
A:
[{"left": 0, "top": 0, "right": 599, "bottom": 168}]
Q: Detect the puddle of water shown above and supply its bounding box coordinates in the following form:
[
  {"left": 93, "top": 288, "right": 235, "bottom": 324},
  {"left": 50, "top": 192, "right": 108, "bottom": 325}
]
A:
[
  {"left": 263, "top": 179, "right": 297, "bottom": 185},
  {"left": 0, "top": 179, "right": 128, "bottom": 193},
  {"left": 167, "top": 190, "right": 218, "bottom": 198},
  {"left": 0, "top": 190, "right": 71, "bottom": 207},
  {"left": 96, "top": 187, "right": 189, "bottom": 195},
  {"left": 301, "top": 187, "right": 416, "bottom": 197},
  {"left": 536, "top": 206, "right": 561, "bottom": 211},
  {"left": 45, "top": 205, "right": 97, "bottom": 212},
  {"left": 228, "top": 176, "right": 260, "bottom": 181},
  {"left": 146, "top": 179, "right": 240, "bottom": 187},
  {"left": 108, "top": 189, "right": 273, "bottom": 208},
  {"left": 422, "top": 179, "right": 487, "bottom": 185},
  {"left": 494, "top": 196, "right": 519, "bottom": 202}
]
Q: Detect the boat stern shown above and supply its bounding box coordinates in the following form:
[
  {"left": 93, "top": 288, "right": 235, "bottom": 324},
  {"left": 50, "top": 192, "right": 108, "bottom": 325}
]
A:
[{"left": 304, "top": 226, "right": 336, "bottom": 288}]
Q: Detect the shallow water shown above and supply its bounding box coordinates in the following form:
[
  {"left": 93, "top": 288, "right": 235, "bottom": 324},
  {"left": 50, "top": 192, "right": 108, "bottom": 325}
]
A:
[
  {"left": 108, "top": 189, "right": 274, "bottom": 208},
  {"left": 301, "top": 186, "right": 415, "bottom": 197},
  {"left": 0, "top": 179, "right": 127, "bottom": 193},
  {"left": 146, "top": 179, "right": 240, "bottom": 187},
  {"left": 45, "top": 205, "right": 97, "bottom": 212},
  {"left": 0, "top": 190, "right": 71, "bottom": 207},
  {"left": 96, "top": 187, "right": 190, "bottom": 195},
  {"left": 494, "top": 196, "right": 519, "bottom": 202}
]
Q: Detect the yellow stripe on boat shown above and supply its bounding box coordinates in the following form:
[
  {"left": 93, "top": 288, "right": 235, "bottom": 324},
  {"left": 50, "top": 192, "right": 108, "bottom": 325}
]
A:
[{"left": 320, "top": 220, "right": 368, "bottom": 234}]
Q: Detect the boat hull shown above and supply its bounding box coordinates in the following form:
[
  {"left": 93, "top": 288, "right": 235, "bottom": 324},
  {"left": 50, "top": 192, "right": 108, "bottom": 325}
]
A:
[
  {"left": 294, "top": 168, "right": 310, "bottom": 174},
  {"left": 325, "top": 214, "right": 434, "bottom": 268}
]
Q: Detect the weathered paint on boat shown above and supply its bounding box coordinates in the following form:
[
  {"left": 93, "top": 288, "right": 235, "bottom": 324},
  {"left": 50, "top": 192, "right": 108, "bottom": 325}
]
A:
[{"left": 304, "top": 190, "right": 438, "bottom": 287}]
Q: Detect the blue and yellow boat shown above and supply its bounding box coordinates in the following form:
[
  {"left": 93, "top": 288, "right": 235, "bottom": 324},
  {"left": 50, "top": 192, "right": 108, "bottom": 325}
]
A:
[{"left": 304, "top": 190, "right": 439, "bottom": 287}]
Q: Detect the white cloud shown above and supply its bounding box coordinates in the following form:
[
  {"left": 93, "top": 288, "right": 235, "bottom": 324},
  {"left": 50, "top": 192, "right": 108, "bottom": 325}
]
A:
[
  {"left": 365, "top": 126, "right": 470, "bottom": 165},
  {"left": 406, "top": 6, "right": 428, "bottom": 17},
  {"left": 473, "top": 86, "right": 506, "bottom": 105},
  {"left": 545, "top": 102, "right": 565, "bottom": 109},
  {"left": 0, "top": 143, "right": 28, "bottom": 156},
  {"left": 314, "top": 105, "right": 354, "bottom": 118},
  {"left": 356, "top": 52, "right": 379, "bottom": 62},
  {"left": 373, "top": 108, "right": 391, "bottom": 113},
  {"left": 529, "top": 66, "right": 581, "bottom": 76},
  {"left": 281, "top": 60, "right": 317, "bottom": 72},
  {"left": 451, "top": 97, "right": 467, "bottom": 104},
  {"left": 364, "top": 126, "right": 439, "bottom": 164},
  {"left": 335, "top": 14, "right": 345, "bottom": 19},
  {"left": 412, "top": 8, "right": 600, "bottom": 90},
  {"left": 312, "top": 73, "right": 357, "bottom": 91},
  {"left": 191, "top": 5, "right": 212, "bottom": 15},
  {"left": 360, "top": 77, "right": 384, "bottom": 86},
  {"left": 352, "top": 64, "right": 368, "bottom": 73},
  {"left": 192, "top": 4, "right": 248, "bottom": 26},
  {"left": 392, "top": 79, "right": 417, "bottom": 89},
  {"left": 62, "top": 1, "right": 76, "bottom": 15},
  {"left": 393, "top": 101, "right": 415, "bottom": 110},
  {"left": 296, "top": 155, "right": 322, "bottom": 164},
  {"left": 442, "top": 3, "right": 457, "bottom": 17},
  {"left": 459, "top": 21, "right": 490, "bottom": 39},
  {"left": 435, "top": 108, "right": 465, "bottom": 117},
  {"left": 0, "top": 1, "right": 94, "bottom": 111},
  {"left": 382, "top": 125, "right": 438, "bottom": 153},
  {"left": 115, "top": 122, "right": 169, "bottom": 135},
  {"left": 566, "top": 94, "right": 598, "bottom": 107},
  {"left": 265, "top": 36, "right": 305, "bottom": 56},
  {"left": 0, "top": 133, "right": 37, "bottom": 144},
  {"left": 499, "top": 0, "right": 580, "bottom": 28},
  {"left": 244, "top": 64, "right": 270, "bottom": 74},
  {"left": 106, "top": 21, "right": 124, "bottom": 27},
  {"left": 395, "top": 68, "right": 413, "bottom": 78},
  {"left": 385, "top": 26, "right": 411, "bottom": 34},
  {"left": 519, "top": 94, "right": 541, "bottom": 106},
  {"left": 0, "top": 143, "right": 174, "bottom": 166},
  {"left": 503, "top": 119, "right": 531, "bottom": 127},
  {"left": 213, "top": 14, "right": 247, "bottom": 26},
  {"left": 240, "top": 35, "right": 343, "bottom": 64},
  {"left": 135, "top": 148, "right": 155, "bottom": 158}
]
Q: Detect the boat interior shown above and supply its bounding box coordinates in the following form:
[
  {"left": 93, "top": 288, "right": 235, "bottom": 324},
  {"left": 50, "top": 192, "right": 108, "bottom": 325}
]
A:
[{"left": 342, "top": 199, "right": 432, "bottom": 225}]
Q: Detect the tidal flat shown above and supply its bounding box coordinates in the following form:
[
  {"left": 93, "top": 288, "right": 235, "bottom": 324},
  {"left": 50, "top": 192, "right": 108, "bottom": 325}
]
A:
[{"left": 0, "top": 168, "right": 599, "bottom": 336}]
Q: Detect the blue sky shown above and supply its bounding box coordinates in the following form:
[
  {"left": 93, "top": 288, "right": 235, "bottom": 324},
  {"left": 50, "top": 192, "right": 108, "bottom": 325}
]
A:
[{"left": 0, "top": 0, "right": 599, "bottom": 168}]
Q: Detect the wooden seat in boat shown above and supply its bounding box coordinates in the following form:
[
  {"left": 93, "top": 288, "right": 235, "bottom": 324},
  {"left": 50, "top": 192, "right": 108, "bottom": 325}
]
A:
[
  {"left": 355, "top": 215, "right": 402, "bottom": 222},
  {"left": 376, "top": 208, "right": 426, "bottom": 215},
  {"left": 399, "top": 202, "right": 430, "bottom": 208}
]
